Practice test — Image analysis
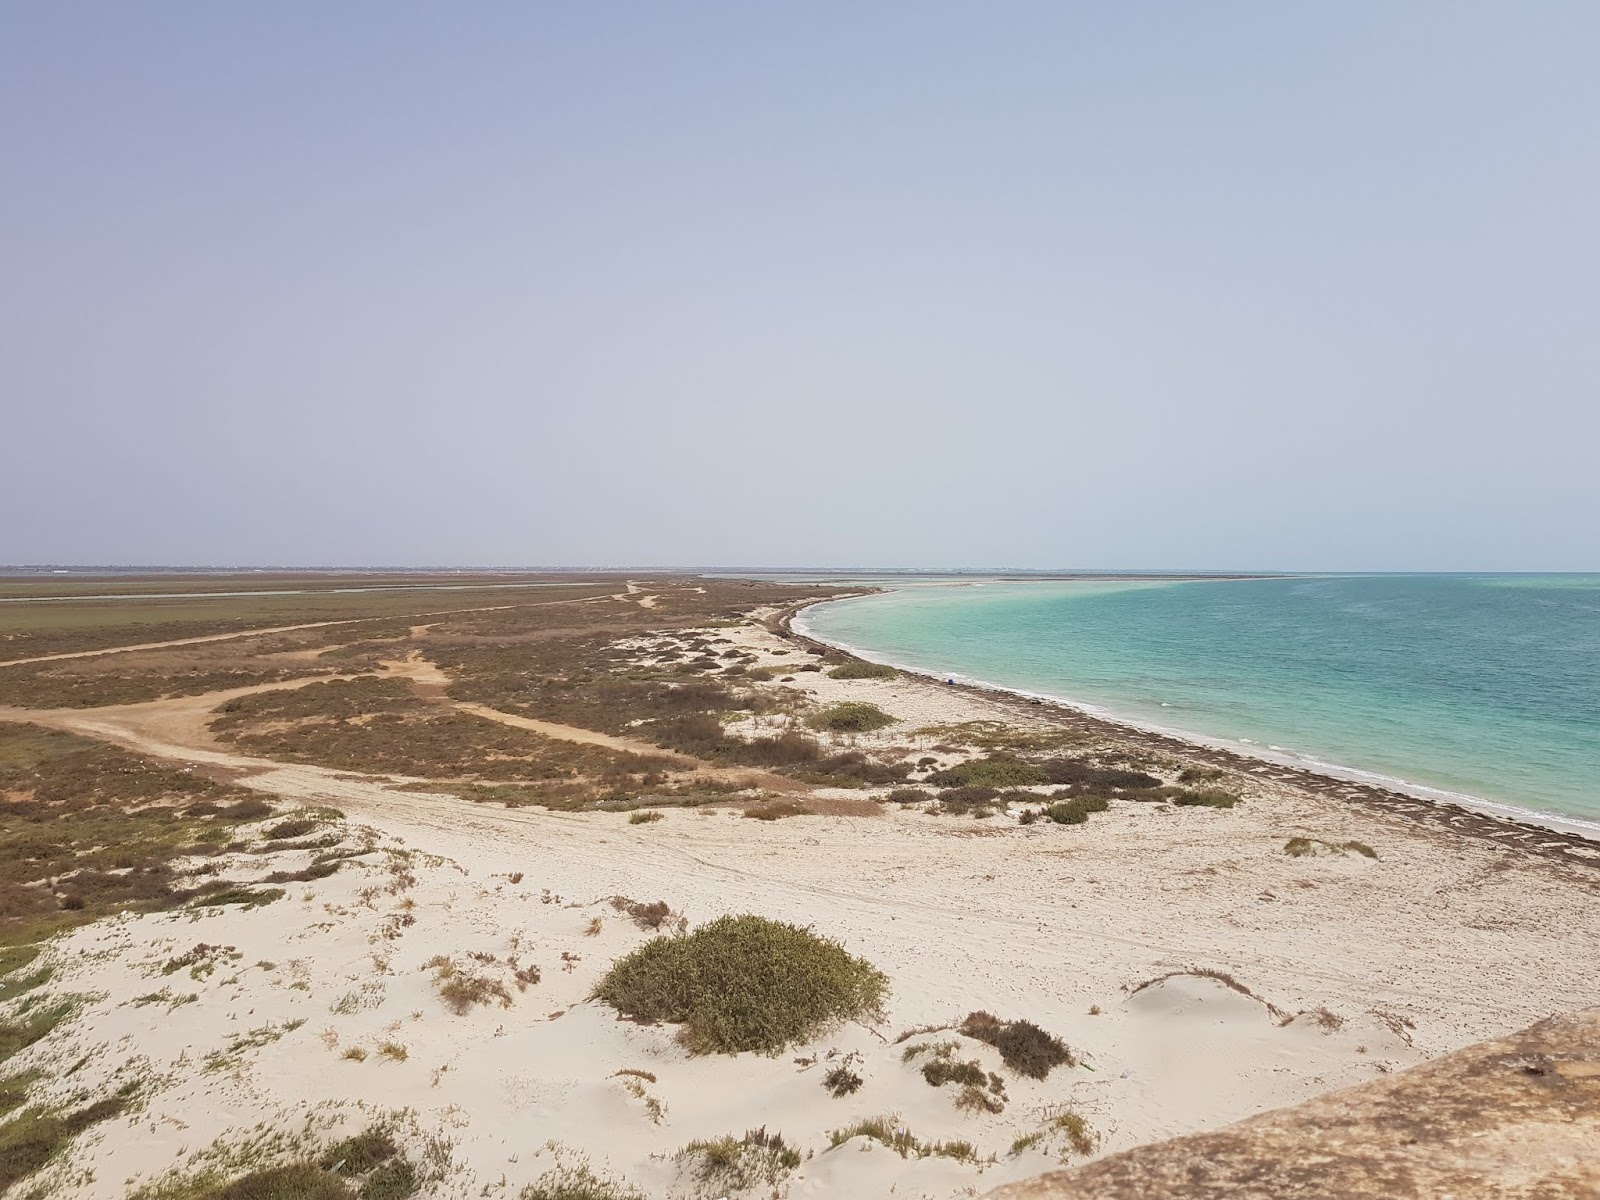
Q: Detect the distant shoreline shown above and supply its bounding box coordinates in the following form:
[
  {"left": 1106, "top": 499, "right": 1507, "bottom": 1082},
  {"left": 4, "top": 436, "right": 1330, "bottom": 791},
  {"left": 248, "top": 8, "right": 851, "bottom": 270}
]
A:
[{"left": 780, "top": 591, "right": 1600, "bottom": 857}]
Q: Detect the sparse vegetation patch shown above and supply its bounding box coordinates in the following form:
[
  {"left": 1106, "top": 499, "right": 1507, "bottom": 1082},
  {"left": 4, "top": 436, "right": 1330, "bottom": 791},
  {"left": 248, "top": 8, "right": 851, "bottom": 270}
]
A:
[{"left": 960, "top": 1011, "right": 1074, "bottom": 1079}]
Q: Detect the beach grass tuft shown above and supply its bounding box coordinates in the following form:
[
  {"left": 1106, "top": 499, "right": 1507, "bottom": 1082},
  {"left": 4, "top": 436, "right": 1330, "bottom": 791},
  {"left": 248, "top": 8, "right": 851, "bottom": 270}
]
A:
[{"left": 676, "top": 1128, "right": 800, "bottom": 1189}]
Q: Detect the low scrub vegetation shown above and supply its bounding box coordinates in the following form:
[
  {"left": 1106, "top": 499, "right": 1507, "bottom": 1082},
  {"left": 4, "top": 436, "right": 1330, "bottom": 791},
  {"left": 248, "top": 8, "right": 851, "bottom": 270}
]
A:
[
  {"left": 910, "top": 1041, "right": 1008, "bottom": 1113},
  {"left": 212, "top": 679, "right": 675, "bottom": 789},
  {"left": 742, "top": 798, "right": 816, "bottom": 820},
  {"left": 0, "top": 1085, "right": 132, "bottom": 1193},
  {"left": 805, "top": 702, "right": 897, "bottom": 734},
  {"left": 960, "top": 1011, "right": 1074, "bottom": 1079},
  {"left": 1043, "top": 794, "right": 1111, "bottom": 825},
  {"left": 928, "top": 756, "right": 1048, "bottom": 789},
  {"left": 1171, "top": 788, "right": 1241, "bottom": 808},
  {"left": 826, "top": 661, "right": 898, "bottom": 680},
  {"left": 0, "top": 723, "right": 286, "bottom": 960},
  {"left": 884, "top": 787, "right": 929, "bottom": 804},
  {"left": 823, "top": 1063, "right": 863, "bottom": 1096},
  {"left": 591, "top": 914, "right": 888, "bottom": 1054}
]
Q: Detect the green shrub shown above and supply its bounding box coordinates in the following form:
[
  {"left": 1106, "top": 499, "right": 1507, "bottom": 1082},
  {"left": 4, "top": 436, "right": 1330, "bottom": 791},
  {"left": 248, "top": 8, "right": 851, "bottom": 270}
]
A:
[
  {"left": 805, "top": 703, "right": 897, "bottom": 734},
  {"left": 827, "top": 662, "right": 898, "bottom": 680},
  {"left": 1059, "top": 792, "right": 1109, "bottom": 813},
  {"left": 591, "top": 914, "right": 888, "bottom": 1054},
  {"left": 1284, "top": 837, "right": 1314, "bottom": 856},
  {"left": 927, "top": 757, "right": 1048, "bottom": 788},
  {"left": 960, "top": 1011, "right": 1074, "bottom": 1079},
  {"left": 1044, "top": 800, "right": 1087, "bottom": 825}
]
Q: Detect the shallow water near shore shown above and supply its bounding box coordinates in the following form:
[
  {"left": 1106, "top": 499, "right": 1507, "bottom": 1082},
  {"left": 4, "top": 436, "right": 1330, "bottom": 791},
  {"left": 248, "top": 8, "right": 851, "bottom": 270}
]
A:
[{"left": 798, "top": 575, "right": 1600, "bottom": 828}]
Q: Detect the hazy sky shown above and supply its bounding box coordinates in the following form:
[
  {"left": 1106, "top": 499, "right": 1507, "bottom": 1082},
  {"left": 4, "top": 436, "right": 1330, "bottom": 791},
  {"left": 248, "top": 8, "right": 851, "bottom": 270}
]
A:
[{"left": 4, "top": 3, "right": 1597, "bottom": 570}]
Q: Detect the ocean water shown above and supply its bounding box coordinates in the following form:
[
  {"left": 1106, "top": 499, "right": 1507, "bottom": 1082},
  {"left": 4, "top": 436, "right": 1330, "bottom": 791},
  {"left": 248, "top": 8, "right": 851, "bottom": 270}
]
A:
[{"left": 797, "top": 575, "right": 1600, "bottom": 830}]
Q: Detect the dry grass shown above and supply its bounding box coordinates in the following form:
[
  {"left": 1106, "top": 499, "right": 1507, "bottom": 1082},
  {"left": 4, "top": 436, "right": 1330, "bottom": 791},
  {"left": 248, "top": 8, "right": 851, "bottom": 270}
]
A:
[
  {"left": 742, "top": 799, "right": 815, "bottom": 820},
  {"left": 675, "top": 1128, "right": 800, "bottom": 1190},
  {"left": 826, "top": 1115, "right": 979, "bottom": 1163},
  {"left": 0, "top": 722, "right": 290, "bottom": 958}
]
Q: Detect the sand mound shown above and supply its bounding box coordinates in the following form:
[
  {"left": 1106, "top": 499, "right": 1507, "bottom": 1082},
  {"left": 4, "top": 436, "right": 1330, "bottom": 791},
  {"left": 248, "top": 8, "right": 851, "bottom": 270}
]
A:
[{"left": 984, "top": 1007, "right": 1600, "bottom": 1200}]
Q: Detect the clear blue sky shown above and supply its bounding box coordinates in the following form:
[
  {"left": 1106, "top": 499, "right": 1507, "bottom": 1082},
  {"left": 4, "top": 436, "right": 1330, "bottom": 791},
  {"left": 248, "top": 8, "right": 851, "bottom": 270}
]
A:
[{"left": 4, "top": 3, "right": 1597, "bottom": 570}]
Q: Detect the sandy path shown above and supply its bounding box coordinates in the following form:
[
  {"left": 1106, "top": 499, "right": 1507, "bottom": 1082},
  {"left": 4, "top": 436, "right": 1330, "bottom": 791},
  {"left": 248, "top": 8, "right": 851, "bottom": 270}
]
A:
[
  {"left": 0, "top": 619, "right": 370, "bottom": 668},
  {"left": 0, "top": 599, "right": 586, "bottom": 669}
]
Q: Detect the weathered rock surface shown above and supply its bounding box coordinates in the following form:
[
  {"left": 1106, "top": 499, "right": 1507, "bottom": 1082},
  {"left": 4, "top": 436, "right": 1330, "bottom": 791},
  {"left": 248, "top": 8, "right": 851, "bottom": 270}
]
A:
[{"left": 985, "top": 1008, "right": 1600, "bottom": 1200}]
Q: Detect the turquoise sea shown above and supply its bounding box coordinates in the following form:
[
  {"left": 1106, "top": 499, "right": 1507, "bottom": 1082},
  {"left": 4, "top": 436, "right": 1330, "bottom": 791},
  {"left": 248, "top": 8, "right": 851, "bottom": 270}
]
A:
[{"left": 797, "top": 575, "right": 1600, "bottom": 831}]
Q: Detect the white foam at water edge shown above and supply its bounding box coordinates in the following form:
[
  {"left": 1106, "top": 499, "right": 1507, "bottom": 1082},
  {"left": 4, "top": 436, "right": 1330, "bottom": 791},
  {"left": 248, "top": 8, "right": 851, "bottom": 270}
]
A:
[{"left": 791, "top": 597, "right": 1600, "bottom": 843}]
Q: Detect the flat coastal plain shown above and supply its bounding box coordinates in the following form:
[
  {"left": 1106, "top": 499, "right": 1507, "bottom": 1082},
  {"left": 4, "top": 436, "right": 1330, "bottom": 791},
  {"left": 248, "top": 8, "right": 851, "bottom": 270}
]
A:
[{"left": 1, "top": 574, "right": 1596, "bottom": 1199}]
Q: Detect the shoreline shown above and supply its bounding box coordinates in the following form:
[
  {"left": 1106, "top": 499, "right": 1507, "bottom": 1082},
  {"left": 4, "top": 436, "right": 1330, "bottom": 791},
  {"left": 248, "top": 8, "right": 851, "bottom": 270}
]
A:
[{"left": 779, "top": 595, "right": 1600, "bottom": 860}]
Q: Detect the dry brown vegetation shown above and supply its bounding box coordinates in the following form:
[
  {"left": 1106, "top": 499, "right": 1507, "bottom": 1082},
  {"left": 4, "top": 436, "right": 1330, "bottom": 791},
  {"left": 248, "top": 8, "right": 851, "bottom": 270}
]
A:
[
  {"left": 0, "top": 723, "right": 296, "bottom": 957},
  {"left": 210, "top": 678, "right": 677, "bottom": 785}
]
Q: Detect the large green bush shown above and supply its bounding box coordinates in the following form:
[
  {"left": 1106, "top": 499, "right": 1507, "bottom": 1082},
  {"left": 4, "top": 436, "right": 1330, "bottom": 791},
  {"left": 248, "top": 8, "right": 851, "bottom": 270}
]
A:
[
  {"left": 826, "top": 661, "right": 898, "bottom": 680},
  {"left": 805, "top": 703, "right": 897, "bottom": 734},
  {"left": 592, "top": 915, "right": 888, "bottom": 1054}
]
